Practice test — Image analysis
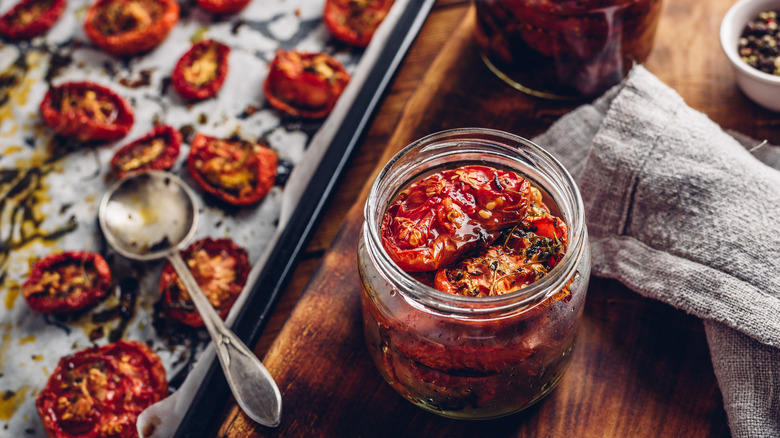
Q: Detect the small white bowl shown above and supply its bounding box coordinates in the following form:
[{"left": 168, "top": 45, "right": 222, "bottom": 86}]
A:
[{"left": 721, "top": 0, "right": 780, "bottom": 111}]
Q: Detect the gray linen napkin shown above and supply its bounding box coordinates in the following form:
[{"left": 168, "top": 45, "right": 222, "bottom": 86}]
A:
[{"left": 533, "top": 65, "right": 780, "bottom": 438}]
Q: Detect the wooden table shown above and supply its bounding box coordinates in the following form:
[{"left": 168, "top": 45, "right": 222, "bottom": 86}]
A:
[{"left": 213, "top": 0, "right": 780, "bottom": 436}]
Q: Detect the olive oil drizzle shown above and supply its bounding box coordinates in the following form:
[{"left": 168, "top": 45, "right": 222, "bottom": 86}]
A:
[
  {"left": 0, "top": 165, "right": 79, "bottom": 287},
  {"left": 0, "top": 48, "right": 86, "bottom": 290}
]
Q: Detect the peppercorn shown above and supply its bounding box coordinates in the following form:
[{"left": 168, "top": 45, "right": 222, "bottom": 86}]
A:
[{"left": 739, "top": 10, "right": 780, "bottom": 75}]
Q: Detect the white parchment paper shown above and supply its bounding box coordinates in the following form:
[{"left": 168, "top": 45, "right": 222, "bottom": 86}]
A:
[{"left": 0, "top": 0, "right": 408, "bottom": 435}]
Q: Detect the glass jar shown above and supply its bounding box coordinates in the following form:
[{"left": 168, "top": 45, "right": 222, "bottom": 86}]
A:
[
  {"left": 358, "top": 128, "right": 591, "bottom": 419},
  {"left": 474, "top": 0, "right": 663, "bottom": 99}
]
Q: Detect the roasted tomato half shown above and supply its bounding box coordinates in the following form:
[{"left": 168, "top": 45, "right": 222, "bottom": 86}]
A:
[
  {"left": 187, "top": 133, "right": 277, "bottom": 206},
  {"left": 196, "top": 0, "right": 251, "bottom": 15},
  {"left": 40, "top": 81, "right": 134, "bottom": 142},
  {"left": 433, "top": 214, "right": 568, "bottom": 297},
  {"left": 159, "top": 237, "right": 250, "bottom": 327},
  {"left": 324, "top": 0, "right": 394, "bottom": 47},
  {"left": 110, "top": 124, "right": 182, "bottom": 179},
  {"left": 264, "top": 50, "right": 351, "bottom": 119},
  {"left": 0, "top": 0, "right": 66, "bottom": 40},
  {"left": 381, "top": 165, "right": 532, "bottom": 272},
  {"left": 172, "top": 39, "right": 230, "bottom": 101},
  {"left": 83, "top": 0, "right": 180, "bottom": 57},
  {"left": 36, "top": 340, "right": 168, "bottom": 438},
  {"left": 22, "top": 251, "right": 112, "bottom": 314}
]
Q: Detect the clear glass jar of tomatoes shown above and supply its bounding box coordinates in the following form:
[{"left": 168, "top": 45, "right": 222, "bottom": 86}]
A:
[
  {"left": 474, "top": 0, "right": 663, "bottom": 99},
  {"left": 358, "top": 128, "right": 590, "bottom": 419}
]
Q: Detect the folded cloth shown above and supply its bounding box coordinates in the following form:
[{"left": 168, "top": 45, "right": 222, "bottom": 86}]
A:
[{"left": 533, "top": 65, "right": 780, "bottom": 438}]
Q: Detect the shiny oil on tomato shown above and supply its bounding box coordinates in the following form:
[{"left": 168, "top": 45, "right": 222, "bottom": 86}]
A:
[
  {"left": 22, "top": 251, "right": 112, "bottom": 314},
  {"left": 36, "top": 340, "right": 168, "bottom": 438},
  {"left": 83, "top": 0, "right": 180, "bottom": 57},
  {"left": 171, "top": 39, "right": 230, "bottom": 101},
  {"left": 39, "top": 81, "right": 134, "bottom": 142},
  {"left": 382, "top": 165, "right": 569, "bottom": 296},
  {"left": 159, "top": 237, "right": 250, "bottom": 327},
  {"left": 187, "top": 133, "right": 277, "bottom": 206},
  {"left": 324, "top": 0, "right": 394, "bottom": 47},
  {"left": 381, "top": 165, "right": 533, "bottom": 272},
  {"left": 263, "top": 50, "right": 351, "bottom": 119},
  {"left": 0, "top": 0, "right": 66, "bottom": 40},
  {"left": 433, "top": 212, "right": 568, "bottom": 297}
]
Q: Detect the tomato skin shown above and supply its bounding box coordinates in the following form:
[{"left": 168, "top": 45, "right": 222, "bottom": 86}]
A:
[
  {"left": 22, "top": 251, "right": 112, "bottom": 314},
  {"left": 0, "top": 0, "right": 66, "bottom": 40},
  {"left": 196, "top": 0, "right": 251, "bottom": 15},
  {"left": 83, "top": 0, "right": 180, "bottom": 57},
  {"left": 171, "top": 39, "right": 230, "bottom": 101},
  {"left": 187, "top": 133, "right": 277, "bottom": 206},
  {"left": 159, "top": 238, "right": 250, "bottom": 327},
  {"left": 381, "top": 165, "right": 532, "bottom": 272},
  {"left": 523, "top": 213, "right": 567, "bottom": 242},
  {"left": 40, "top": 81, "right": 134, "bottom": 142},
  {"left": 36, "top": 340, "right": 168, "bottom": 438},
  {"left": 263, "top": 50, "right": 351, "bottom": 119},
  {"left": 324, "top": 0, "right": 394, "bottom": 47},
  {"left": 110, "top": 124, "right": 182, "bottom": 179}
]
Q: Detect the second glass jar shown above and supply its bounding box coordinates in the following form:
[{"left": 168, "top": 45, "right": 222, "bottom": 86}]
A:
[{"left": 474, "top": 0, "right": 663, "bottom": 99}]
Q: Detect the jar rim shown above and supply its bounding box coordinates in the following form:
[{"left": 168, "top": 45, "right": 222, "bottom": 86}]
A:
[{"left": 364, "top": 128, "right": 587, "bottom": 315}]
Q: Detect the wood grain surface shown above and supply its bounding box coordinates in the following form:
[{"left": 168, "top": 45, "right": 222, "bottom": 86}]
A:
[{"left": 214, "top": 0, "right": 780, "bottom": 436}]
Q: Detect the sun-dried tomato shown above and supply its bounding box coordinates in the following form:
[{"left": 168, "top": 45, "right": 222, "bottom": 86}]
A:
[
  {"left": 0, "top": 0, "right": 66, "bottom": 40},
  {"left": 159, "top": 237, "right": 250, "bottom": 327},
  {"left": 36, "top": 340, "right": 168, "bottom": 438},
  {"left": 172, "top": 39, "right": 230, "bottom": 101},
  {"left": 22, "top": 251, "right": 112, "bottom": 314},
  {"left": 264, "top": 50, "right": 351, "bottom": 119},
  {"left": 187, "top": 133, "right": 277, "bottom": 206},
  {"left": 40, "top": 81, "right": 134, "bottom": 142},
  {"left": 110, "top": 124, "right": 182, "bottom": 178},
  {"left": 381, "top": 165, "right": 532, "bottom": 272},
  {"left": 83, "top": 0, "right": 180, "bottom": 57},
  {"left": 324, "top": 0, "right": 394, "bottom": 47},
  {"left": 433, "top": 213, "right": 568, "bottom": 297},
  {"left": 196, "top": 0, "right": 251, "bottom": 15}
]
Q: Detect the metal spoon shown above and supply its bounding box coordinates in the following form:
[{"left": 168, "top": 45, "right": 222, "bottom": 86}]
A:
[{"left": 98, "top": 171, "right": 282, "bottom": 428}]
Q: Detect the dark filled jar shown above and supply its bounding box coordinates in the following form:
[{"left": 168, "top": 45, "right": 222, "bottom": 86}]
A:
[
  {"left": 358, "top": 128, "right": 590, "bottom": 419},
  {"left": 474, "top": 0, "right": 663, "bottom": 99}
]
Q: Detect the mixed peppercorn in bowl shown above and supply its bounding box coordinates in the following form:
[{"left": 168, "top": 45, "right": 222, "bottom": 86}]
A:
[{"left": 721, "top": 0, "right": 780, "bottom": 111}]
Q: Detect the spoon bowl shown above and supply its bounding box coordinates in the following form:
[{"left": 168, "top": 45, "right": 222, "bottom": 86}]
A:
[
  {"left": 100, "top": 171, "right": 197, "bottom": 260},
  {"left": 98, "top": 171, "right": 282, "bottom": 428}
]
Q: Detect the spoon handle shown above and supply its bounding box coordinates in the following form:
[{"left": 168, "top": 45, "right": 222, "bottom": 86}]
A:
[{"left": 167, "top": 251, "right": 282, "bottom": 427}]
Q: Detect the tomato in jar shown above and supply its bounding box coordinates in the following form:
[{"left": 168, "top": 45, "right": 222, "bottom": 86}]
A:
[
  {"left": 473, "top": 0, "right": 663, "bottom": 98},
  {"left": 380, "top": 165, "right": 533, "bottom": 272}
]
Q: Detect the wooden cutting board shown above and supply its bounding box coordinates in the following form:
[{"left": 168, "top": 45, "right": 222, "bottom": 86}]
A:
[{"left": 216, "top": 0, "right": 777, "bottom": 435}]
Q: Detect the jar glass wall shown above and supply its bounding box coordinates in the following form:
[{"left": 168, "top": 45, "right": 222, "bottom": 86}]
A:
[
  {"left": 474, "top": 0, "right": 663, "bottom": 99},
  {"left": 358, "top": 128, "right": 591, "bottom": 419}
]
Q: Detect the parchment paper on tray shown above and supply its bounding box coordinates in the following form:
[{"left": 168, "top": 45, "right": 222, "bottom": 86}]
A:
[{"left": 0, "top": 0, "right": 369, "bottom": 436}]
